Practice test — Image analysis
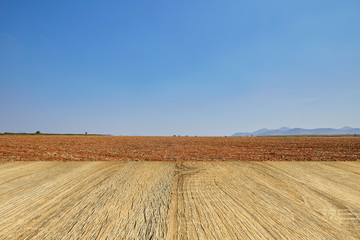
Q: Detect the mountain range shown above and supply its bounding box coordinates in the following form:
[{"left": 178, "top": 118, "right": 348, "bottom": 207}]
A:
[{"left": 232, "top": 126, "right": 360, "bottom": 136}]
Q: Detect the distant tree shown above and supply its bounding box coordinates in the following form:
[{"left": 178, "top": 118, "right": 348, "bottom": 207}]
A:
[
  {"left": 35, "top": 131, "right": 41, "bottom": 134},
  {"left": 85, "top": 132, "right": 88, "bottom": 135}
]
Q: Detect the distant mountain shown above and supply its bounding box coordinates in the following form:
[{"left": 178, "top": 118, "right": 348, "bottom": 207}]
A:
[
  {"left": 278, "top": 127, "right": 291, "bottom": 131},
  {"left": 339, "top": 126, "right": 352, "bottom": 130},
  {"left": 232, "top": 127, "right": 360, "bottom": 136},
  {"left": 252, "top": 128, "right": 269, "bottom": 135}
]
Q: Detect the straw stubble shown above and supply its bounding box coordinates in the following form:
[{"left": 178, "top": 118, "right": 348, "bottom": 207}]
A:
[{"left": 1, "top": 161, "right": 359, "bottom": 239}]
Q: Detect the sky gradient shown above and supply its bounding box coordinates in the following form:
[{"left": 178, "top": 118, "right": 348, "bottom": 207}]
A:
[{"left": 1, "top": 0, "right": 359, "bottom": 136}]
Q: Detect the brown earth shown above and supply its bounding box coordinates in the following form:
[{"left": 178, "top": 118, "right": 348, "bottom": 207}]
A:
[
  {"left": 0, "top": 161, "right": 359, "bottom": 239},
  {"left": 1, "top": 135, "right": 360, "bottom": 161}
]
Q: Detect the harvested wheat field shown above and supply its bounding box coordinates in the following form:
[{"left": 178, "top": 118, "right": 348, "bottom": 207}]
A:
[{"left": 1, "top": 161, "right": 360, "bottom": 239}]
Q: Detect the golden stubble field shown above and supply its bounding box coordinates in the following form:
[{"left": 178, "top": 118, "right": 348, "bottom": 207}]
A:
[
  {"left": 1, "top": 161, "right": 360, "bottom": 239},
  {"left": 1, "top": 136, "right": 360, "bottom": 239}
]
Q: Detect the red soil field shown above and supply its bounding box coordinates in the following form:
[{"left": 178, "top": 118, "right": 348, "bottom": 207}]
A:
[{"left": 0, "top": 135, "right": 359, "bottom": 162}]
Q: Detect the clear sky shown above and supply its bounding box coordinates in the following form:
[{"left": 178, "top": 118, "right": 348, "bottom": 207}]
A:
[{"left": 1, "top": 0, "right": 359, "bottom": 136}]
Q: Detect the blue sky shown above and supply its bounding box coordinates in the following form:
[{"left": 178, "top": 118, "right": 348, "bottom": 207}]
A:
[{"left": 1, "top": 0, "right": 359, "bottom": 136}]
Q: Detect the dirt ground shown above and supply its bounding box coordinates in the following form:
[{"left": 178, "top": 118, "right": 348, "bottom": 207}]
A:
[
  {"left": 1, "top": 135, "right": 360, "bottom": 161},
  {"left": 1, "top": 161, "right": 359, "bottom": 239}
]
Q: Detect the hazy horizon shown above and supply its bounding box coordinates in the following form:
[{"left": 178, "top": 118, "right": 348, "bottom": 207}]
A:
[
  {"left": 1, "top": 126, "right": 359, "bottom": 137},
  {"left": 1, "top": 1, "right": 359, "bottom": 136}
]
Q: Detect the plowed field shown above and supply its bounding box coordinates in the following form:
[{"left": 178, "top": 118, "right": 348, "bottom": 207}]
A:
[
  {"left": 1, "top": 135, "right": 359, "bottom": 161},
  {"left": 1, "top": 161, "right": 359, "bottom": 239}
]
